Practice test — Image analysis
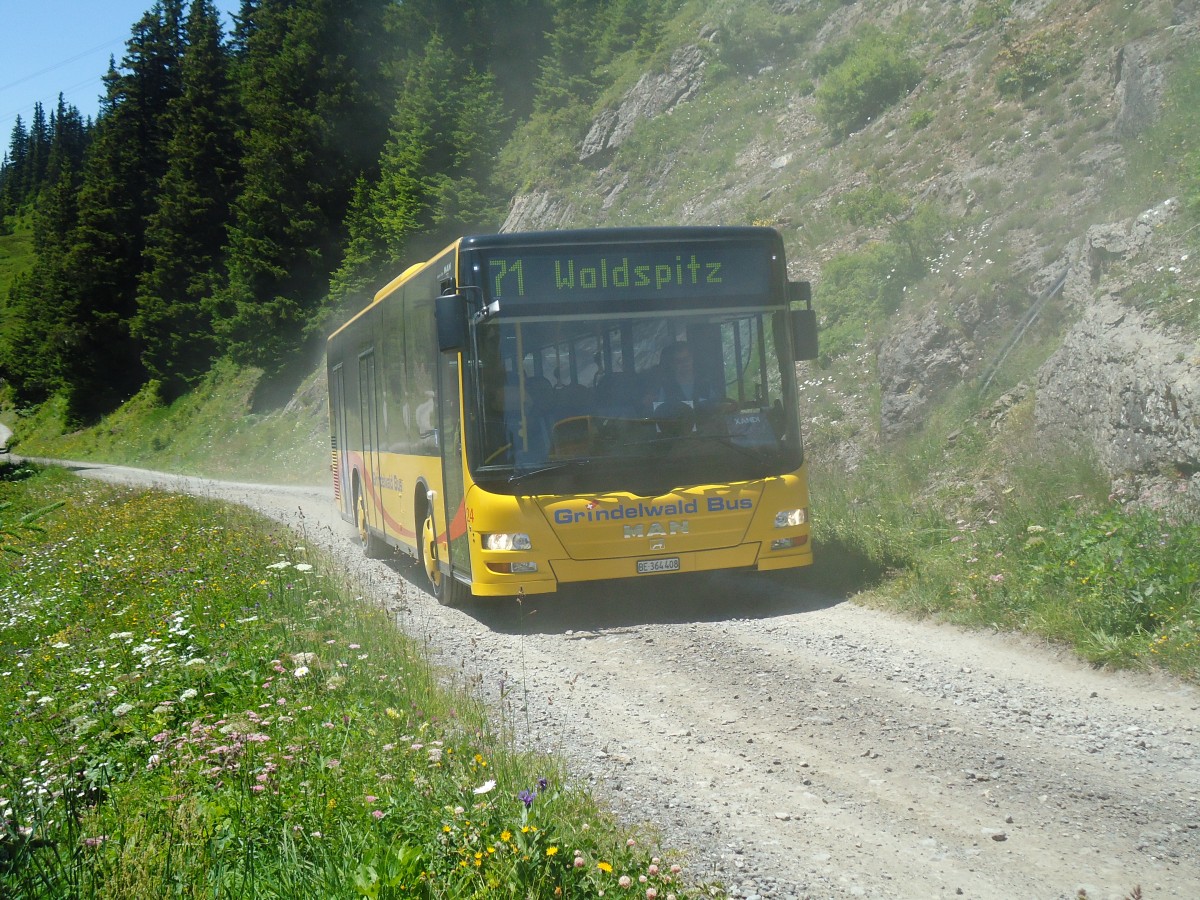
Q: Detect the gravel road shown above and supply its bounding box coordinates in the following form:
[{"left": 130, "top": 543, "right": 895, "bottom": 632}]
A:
[{"left": 58, "top": 459, "right": 1200, "bottom": 900}]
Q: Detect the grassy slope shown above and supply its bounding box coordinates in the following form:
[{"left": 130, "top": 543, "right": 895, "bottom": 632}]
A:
[
  {"left": 0, "top": 214, "right": 34, "bottom": 329},
  {"left": 8, "top": 361, "right": 329, "bottom": 486},
  {"left": 0, "top": 462, "right": 703, "bottom": 898}
]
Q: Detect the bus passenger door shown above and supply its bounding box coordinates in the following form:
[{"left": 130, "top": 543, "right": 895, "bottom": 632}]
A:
[
  {"left": 358, "top": 351, "right": 383, "bottom": 538},
  {"left": 435, "top": 310, "right": 470, "bottom": 586},
  {"left": 331, "top": 363, "right": 351, "bottom": 518}
]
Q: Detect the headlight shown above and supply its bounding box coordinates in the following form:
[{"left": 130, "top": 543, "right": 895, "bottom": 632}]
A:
[
  {"left": 483, "top": 533, "right": 532, "bottom": 551},
  {"left": 774, "top": 508, "right": 807, "bottom": 528}
]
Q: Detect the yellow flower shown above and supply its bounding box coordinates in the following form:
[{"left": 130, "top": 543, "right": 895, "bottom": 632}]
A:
[
  {"left": 501, "top": 830, "right": 512, "bottom": 842},
  {"left": 597, "top": 861, "right": 613, "bottom": 873},
  {"left": 546, "top": 846, "right": 559, "bottom": 856}
]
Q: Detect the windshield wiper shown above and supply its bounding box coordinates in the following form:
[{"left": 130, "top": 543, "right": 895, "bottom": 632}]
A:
[{"left": 507, "top": 458, "right": 593, "bottom": 484}]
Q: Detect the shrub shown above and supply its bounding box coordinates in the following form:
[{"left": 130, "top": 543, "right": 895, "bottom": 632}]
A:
[
  {"left": 814, "top": 27, "right": 923, "bottom": 137},
  {"left": 994, "top": 27, "right": 1083, "bottom": 98}
]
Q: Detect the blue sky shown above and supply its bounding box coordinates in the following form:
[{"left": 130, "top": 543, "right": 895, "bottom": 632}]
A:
[{"left": 1, "top": 1, "right": 240, "bottom": 154}]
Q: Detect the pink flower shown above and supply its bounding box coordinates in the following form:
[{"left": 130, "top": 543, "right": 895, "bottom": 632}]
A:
[
  {"left": 372, "top": 810, "right": 384, "bottom": 820},
  {"left": 646, "top": 890, "right": 657, "bottom": 900},
  {"left": 619, "top": 876, "right": 632, "bottom": 888}
]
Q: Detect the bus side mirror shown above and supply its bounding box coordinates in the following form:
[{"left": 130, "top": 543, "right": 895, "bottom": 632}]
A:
[
  {"left": 788, "top": 281, "right": 818, "bottom": 361},
  {"left": 435, "top": 293, "right": 468, "bottom": 353}
]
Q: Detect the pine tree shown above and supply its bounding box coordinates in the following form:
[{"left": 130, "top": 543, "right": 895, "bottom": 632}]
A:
[
  {"left": 53, "top": 3, "right": 186, "bottom": 421},
  {"left": 134, "top": 0, "right": 240, "bottom": 397},
  {"left": 0, "top": 138, "right": 83, "bottom": 404},
  {"left": 330, "top": 33, "right": 509, "bottom": 306},
  {"left": 535, "top": 0, "right": 606, "bottom": 113},
  {"left": 217, "top": 0, "right": 394, "bottom": 372},
  {"left": 24, "top": 104, "right": 51, "bottom": 199},
  {"left": 0, "top": 117, "right": 28, "bottom": 217}
]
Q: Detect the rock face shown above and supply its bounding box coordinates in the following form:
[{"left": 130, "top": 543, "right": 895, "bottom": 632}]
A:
[
  {"left": 873, "top": 197, "right": 1200, "bottom": 513},
  {"left": 877, "top": 306, "right": 974, "bottom": 439},
  {"left": 1034, "top": 200, "right": 1200, "bottom": 512},
  {"left": 501, "top": 191, "right": 577, "bottom": 233},
  {"left": 1036, "top": 297, "right": 1200, "bottom": 505},
  {"left": 578, "top": 45, "right": 707, "bottom": 162}
]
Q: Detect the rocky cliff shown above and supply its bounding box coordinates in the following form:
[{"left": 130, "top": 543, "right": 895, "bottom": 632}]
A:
[{"left": 501, "top": 0, "right": 1200, "bottom": 514}]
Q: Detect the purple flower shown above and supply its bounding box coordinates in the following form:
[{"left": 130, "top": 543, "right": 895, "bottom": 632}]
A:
[
  {"left": 537, "top": 776, "right": 548, "bottom": 792},
  {"left": 519, "top": 790, "right": 535, "bottom": 808}
]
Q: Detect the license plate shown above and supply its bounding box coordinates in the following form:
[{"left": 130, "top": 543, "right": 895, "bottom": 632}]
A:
[{"left": 637, "top": 557, "right": 680, "bottom": 574}]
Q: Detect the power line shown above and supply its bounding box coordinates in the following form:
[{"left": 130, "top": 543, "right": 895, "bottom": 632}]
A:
[{"left": 0, "top": 34, "right": 125, "bottom": 95}]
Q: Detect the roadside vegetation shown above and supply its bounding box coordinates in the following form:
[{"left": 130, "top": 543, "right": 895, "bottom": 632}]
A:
[
  {"left": 6, "top": 360, "right": 329, "bottom": 486},
  {"left": 810, "top": 398, "right": 1200, "bottom": 679},
  {"left": 0, "top": 461, "right": 703, "bottom": 899}
]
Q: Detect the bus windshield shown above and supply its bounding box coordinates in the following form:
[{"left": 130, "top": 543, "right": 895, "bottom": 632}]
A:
[{"left": 467, "top": 307, "right": 801, "bottom": 495}]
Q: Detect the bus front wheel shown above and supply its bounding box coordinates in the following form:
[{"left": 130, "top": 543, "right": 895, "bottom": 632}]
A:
[{"left": 421, "top": 509, "right": 468, "bottom": 607}]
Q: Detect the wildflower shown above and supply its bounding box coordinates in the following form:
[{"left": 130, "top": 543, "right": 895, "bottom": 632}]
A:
[
  {"left": 180, "top": 689, "right": 198, "bottom": 701},
  {"left": 519, "top": 789, "right": 535, "bottom": 808},
  {"left": 295, "top": 563, "right": 313, "bottom": 572},
  {"left": 113, "top": 702, "right": 135, "bottom": 717},
  {"left": 372, "top": 810, "right": 385, "bottom": 819},
  {"left": 293, "top": 666, "right": 310, "bottom": 678},
  {"left": 546, "top": 846, "right": 559, "bottom": 856},
  {"left": 473, "top": 779, "right": 496, "bottom": 795},
  {"left": 537, "top": 776, "right": 548, "bottom": 791},
  {"left": 647, "top": 890, "right": 658, "bottom": 900},
  {"left": 619, "top": 876, "right": 633, "bottom": 888},
  {"left": 501, "top": 830, "right": 512, "bottom": 842},
  {"left": 575, "top": 856, "right": 586, "bottom": 869},
  {"left": 597, "top": 862, "right": 613, "bottom": 873},
  {"left": 267, "top": 561, "right": 291, "bottom": 570}
]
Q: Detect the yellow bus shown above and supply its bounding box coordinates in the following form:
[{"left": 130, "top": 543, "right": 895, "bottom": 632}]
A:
[{"left": 327, "top": 226, "right": 818, "bottom": 605}]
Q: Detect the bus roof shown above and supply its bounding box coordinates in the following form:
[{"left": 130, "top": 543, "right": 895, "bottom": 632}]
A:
[
  {"left": 327, "top": 226, "right": 785, "bottom": 345},
  {"left": 458, "top": 225, "right": 781, "bottom": 252}
]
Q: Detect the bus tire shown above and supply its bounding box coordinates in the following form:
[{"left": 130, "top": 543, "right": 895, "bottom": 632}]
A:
[
  {"left": 355, "top": 481, "right": 389, "bottom": 559},
  {"left": 420, "top": 507, "right": 470, "bottom": 607}
]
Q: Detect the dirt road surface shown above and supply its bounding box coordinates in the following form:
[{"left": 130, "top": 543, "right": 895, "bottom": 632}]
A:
[{"left": 58, "top": 459, "right": 1200, "bottom": 900}]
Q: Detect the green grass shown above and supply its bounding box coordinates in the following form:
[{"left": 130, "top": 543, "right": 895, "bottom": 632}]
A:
[
  {"left": 810, "top": 402, "right": 1200, "bottom": 679},
  {"left": 0, "top": 213, "right": 35, "bottom": 311},
  {"left": 0, "top": 462, "right": 707, "bottom": 898},
  {"left": 5, "top": 360, "right": 329, "bottom": 486}
]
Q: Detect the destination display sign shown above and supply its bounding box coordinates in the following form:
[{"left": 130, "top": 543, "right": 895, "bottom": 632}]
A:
[{"left": 479, "top": 242, "right": 772, "bottom": 305}]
